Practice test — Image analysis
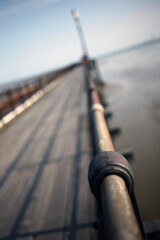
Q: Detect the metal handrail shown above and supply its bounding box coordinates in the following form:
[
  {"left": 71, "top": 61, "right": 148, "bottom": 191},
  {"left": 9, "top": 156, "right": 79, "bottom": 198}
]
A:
[{"left": 86, "top": 67, "right": 146, "bottom": 240}]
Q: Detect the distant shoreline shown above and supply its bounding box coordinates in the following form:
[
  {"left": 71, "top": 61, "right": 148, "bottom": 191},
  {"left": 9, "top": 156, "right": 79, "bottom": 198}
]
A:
[
  {"left": 97, "top": 37, "right": 160, "bottom": 60},
  {"left": 1, "top": 38, "right": 160, "bottom": 88}
]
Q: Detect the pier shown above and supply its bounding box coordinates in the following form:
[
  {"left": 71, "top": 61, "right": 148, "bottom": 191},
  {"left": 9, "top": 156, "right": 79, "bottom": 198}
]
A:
[
  {"left": 1, "top": 2, "right": 160, "bottom": 239},
  {"left": 0, "top": 56, "right": 149, "bottom": 240},
  {"left": 1, "top": 54, "right": 160, "bottom": 239}
]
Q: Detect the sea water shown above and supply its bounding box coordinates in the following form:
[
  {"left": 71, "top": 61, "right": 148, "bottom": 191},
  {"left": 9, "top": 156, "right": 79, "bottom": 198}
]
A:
[{"left": 98, "top": 42, "right": 160, "bottom": 221}]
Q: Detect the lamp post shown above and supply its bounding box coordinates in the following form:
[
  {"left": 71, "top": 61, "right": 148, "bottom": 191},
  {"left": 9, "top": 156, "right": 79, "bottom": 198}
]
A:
[{"left": 71, "top": 9, "right": 88, "bottom": 57}]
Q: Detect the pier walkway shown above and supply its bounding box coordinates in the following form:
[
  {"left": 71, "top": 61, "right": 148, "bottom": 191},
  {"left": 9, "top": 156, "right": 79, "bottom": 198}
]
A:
[{"left": 0, "top": 67, "right": 97, "bottom": 240}]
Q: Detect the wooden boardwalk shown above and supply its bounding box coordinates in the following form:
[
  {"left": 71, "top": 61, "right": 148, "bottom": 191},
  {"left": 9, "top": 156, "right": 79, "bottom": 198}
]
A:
[{"left": 0, "top": 67, "right": 97, "bottom": 240}]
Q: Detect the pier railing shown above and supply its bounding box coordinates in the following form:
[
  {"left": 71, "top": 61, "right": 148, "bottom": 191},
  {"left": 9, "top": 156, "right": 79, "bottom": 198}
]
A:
[
  {"left": 0, "top": 64, "right": 77, "bottom": 120},
  {"left": 85, "top": 61, "right": 146, "bottom": 239}
]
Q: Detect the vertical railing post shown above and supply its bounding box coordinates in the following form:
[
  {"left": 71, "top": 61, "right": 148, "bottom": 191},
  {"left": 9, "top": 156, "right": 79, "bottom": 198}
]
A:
[{"left": 6, "top": 89, "right": 15, "bottom": 112}]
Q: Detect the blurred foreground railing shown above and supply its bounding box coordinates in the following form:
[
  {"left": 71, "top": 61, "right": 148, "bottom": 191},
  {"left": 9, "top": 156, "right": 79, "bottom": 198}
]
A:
[
  {"left": 0, "top": 64, "right": 77, "bottom": 121},
  {"left": 85, "top": 60, "right": 146, "bottom": 240}
]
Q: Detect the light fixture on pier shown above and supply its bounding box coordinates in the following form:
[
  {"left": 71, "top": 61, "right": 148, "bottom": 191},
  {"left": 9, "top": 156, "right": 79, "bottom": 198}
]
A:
[{"left": 71, "top": 9, "right": 88, "bottom": 57}]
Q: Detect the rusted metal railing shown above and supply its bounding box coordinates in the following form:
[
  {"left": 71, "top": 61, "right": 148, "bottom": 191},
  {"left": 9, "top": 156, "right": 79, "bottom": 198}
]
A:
[{"left": 86, "top": 65, "right": 146, "bottom": 239}]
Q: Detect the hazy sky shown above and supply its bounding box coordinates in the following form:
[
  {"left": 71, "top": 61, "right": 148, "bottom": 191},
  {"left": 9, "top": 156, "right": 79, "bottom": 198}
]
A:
[{"left": 1, "top": 0, "right": 160, "bottom": 83}]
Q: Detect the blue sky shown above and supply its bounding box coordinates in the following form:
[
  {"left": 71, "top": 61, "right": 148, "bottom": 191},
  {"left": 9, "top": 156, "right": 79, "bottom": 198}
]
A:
[{"left": 1, "top": 0, "right": 160, "bottom": 83}]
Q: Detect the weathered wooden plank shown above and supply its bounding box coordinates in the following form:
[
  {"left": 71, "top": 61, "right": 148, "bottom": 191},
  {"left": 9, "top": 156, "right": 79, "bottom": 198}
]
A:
[
  {"left": 17, "top": 237, "right": 33, "bottom": 240},
  {"left": 16, "top": 142, "right": 76, "bottom": 240},
  {"left": 36, "top": 233, "right": 63, "bottom": 240},
  {"left": 40, "top": 158, "right": 73, "bottom": 240},
  {"left": 76, "top": 153, "right": 97, "bottom": 240},
  {"left": 17, "top": 162, "right": 59, "bottom": 234},
  {"left": 15, "top": 83, "right": 80, "bottom": 240},
  {"left": 16, "top": 88, "right": 80, "bottom": 240},
  {"left": 0, "top": 126, "right": 36, "bottom": 176},
  {"left": 16, "top": 90, "right": 69, "bottom": 167},
  {"left": 0, "top": 168, "right": 36, "bottom": 238}
]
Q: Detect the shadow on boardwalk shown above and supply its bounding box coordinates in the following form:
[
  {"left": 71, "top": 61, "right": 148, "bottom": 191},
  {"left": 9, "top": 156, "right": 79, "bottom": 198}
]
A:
[{"left": 0, "top": 67, "right": 97, "bottom": 240}]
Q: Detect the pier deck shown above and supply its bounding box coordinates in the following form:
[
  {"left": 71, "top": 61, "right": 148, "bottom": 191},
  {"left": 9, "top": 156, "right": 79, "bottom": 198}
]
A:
[{"left": 0, "top": 67, "right": 97, "bottom": 240}]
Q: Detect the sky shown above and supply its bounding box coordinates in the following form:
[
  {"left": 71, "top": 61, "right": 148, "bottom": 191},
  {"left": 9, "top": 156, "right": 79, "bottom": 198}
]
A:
[{"left": 1, "top": 0, "right": 160, "bottom": 84}]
